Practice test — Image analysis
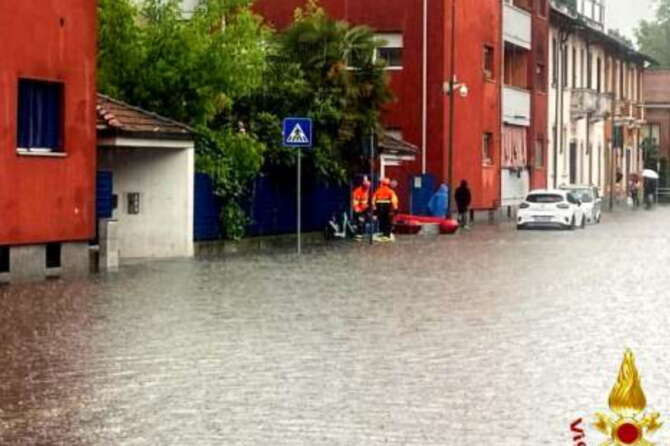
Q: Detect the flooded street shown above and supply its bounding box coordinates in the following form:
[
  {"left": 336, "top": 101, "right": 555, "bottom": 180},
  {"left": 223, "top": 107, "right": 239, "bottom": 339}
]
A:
[{"left": 3, "top": 208, "right": 670, "bottom": 445}]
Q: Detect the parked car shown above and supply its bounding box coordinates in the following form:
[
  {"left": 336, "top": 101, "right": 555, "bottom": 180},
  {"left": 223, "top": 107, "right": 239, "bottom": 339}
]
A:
[
  {"left": 560, "top": 184, "right": 602, "bottom": 224},
  {"left": 517, "top": 189, "right": 586, "bottom": 230}
]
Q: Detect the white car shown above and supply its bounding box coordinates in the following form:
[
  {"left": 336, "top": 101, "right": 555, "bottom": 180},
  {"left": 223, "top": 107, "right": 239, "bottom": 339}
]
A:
[
  {"left": 559, "top": 185, "right": 602, "bottom": 224},
  {"left": 517, "top": 189, "right": 586, "bottom": 230}
]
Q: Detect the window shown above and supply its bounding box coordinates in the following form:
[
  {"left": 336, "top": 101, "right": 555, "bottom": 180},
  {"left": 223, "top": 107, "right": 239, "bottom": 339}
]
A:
[
  {"left": 482, "top": 133, "right": 493, "bottom": 166},
  {"left": 536, "top": 64, "right": 546, "bottom": 92},
  {"left": 127, "top": 193, "right": 141, "bottom": 215},
  {"left": 587, "top": 51, "right": 592, "bottom": 89},
  {"left": 535, "top": 138, "right": 545, "bottom": 168},
  {"left": 596, "top": 57, "right": 601, "bottom": 92},
  {"left": 376, "top": 33, "right": 403, "bottom": 69},
  {"left": 17, "top": 79, "right": 64, "bottom": 152},
  {"left": 580, "top": 49, "right": 585, "bottom": 88},
  {"left": 483, "top": 45, "right": 494, "bottom": 79},
  {"left": 572, "top": 47, "right": 577, "bottom": 88},
  {"left": 561, "top": 46, "right": 568, "bottom": 87},
  {"left": 552, "top": 38, "right": 558, "bottom": 86},
  {"left": 527, "top": 194, "right": 563, "bottom": 203},
  {"left": 46, "top": 243, "right": 61, "bottom": 269}
]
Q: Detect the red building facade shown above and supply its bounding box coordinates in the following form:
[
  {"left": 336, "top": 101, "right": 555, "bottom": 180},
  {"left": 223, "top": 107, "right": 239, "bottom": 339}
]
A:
[
  {"left": 255, "top": 0, "right": 549, "bottom": 212},
  {"left": 0, "top": 0, "right": 96, "bottom": 280}
]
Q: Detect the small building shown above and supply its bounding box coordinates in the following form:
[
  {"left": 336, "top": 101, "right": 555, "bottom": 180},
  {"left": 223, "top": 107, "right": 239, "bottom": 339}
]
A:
[
  {"left": 96, "top": 95, "right": 195, "bottom": 260},
  {"left": 0, "top": 0, "right": 97, "bottom": 283}
]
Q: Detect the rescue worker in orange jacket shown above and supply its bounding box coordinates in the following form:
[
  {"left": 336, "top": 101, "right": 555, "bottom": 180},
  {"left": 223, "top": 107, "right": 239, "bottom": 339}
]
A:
[
  {"left": 372, "top": 178, "right": 399, "bottom": 241},
  {"left": 351, "top": 177, "right": 371, "bottom": 238}
]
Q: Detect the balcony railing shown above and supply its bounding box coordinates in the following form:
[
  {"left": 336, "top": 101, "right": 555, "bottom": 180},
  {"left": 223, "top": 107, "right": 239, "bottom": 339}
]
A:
[
  {"left": 613, "top": 100, "right": 646, "bottom": 127},
  {"left": 503, "top": 2, "right": 532, "bottom": 50},
  {"left": 503, "top": 86, "right": 531, "bottom": 127},
  {"left": 570, "top": 89, "right": 613, "bottom": 120}
]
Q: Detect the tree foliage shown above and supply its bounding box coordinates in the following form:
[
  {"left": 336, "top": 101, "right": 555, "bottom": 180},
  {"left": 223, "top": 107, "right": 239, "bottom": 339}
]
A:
[
  {"left": 636, "top": 0, "right": 670, "bottom": 67},
  {"left": 97, "top": 0, "right": 392, "bottom": 238},
  {"left": 235, "top": 1, "right": 393, "bottom": 182}
]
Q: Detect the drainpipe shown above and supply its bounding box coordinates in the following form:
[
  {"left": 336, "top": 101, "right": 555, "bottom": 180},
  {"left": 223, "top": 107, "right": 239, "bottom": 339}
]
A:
[
  {"left": 447, "top": 0, "right": 457, "bottom": 204},
  {"left": 587, "top": 41, "right": 592, "bottom": 186},
  {"left": 421, "top": 0, "right": 428, "bottom": 174}
]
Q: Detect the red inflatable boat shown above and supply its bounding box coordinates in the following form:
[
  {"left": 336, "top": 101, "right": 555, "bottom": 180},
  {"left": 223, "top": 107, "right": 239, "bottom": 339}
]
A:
[{"left": 394, "top": 214, "right": 459, "bottom": 235}]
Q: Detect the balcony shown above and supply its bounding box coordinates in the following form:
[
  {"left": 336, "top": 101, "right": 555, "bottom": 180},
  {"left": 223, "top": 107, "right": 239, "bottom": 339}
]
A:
[
  {"left": 614, "top": 100, "right": 645, "bottom": 127},
  {"left": 570, "top": 89, "right": 613, "bottom": 121},
  {"left": 503, "top": 86, "right": 531, "bottom": 127},
  {"left": 503, "top": 2, "right": 532, "bottom": 50}
]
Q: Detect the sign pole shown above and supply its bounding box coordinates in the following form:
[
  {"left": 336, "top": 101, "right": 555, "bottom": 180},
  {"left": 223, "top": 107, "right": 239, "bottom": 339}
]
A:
[
  {"left": 297, "top": 149, "right": 302, "bottom": 255},
  {"left": 282, "top": 117, "right": 312, "bottom": 256},
  {"left": 369, "top": 132, "right": 375, "bottom": 245}
]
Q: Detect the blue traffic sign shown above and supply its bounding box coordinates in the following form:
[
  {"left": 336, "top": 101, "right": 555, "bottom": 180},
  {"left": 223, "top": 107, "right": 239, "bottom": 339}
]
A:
[{"left": 283, "top": 118, "right": 313, "bottom": 148}]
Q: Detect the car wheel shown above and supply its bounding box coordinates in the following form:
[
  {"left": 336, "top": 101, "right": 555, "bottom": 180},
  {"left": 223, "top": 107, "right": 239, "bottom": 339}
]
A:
[{"left": 516, "top": 224, "right": 524, "bottom": 230}]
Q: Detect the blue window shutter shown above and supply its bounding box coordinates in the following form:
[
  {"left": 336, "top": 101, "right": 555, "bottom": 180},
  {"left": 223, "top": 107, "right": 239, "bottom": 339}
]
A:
[{"left": 18, "top": 80, "right": 62, "bottom": 150}]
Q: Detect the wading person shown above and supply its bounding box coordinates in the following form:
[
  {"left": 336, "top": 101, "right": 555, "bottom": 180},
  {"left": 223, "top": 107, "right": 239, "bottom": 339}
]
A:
[
  {"left": 372, "top": 178, "right": 399, "bottom": 242},
  {"left": 454, "top": 180, "right": 472, "bottom": 230},
  {"left": 351, "top": 177, "right": 371, "bottom": 239}
]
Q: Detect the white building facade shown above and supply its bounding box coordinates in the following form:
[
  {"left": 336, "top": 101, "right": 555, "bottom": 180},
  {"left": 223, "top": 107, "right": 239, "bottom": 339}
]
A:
[{"left": 548, "top": 1, "right": 648, "bottom": 199}]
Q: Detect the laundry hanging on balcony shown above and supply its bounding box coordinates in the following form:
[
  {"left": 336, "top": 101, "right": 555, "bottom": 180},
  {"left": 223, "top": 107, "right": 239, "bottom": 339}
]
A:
[{"left": 502, "top": 125, "right": 527, "bottom": 169}]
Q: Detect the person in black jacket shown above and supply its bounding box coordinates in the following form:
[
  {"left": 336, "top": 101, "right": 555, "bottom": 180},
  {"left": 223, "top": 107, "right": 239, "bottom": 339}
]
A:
[{"left": 454, "top": 180, "right": 472, "bottom": 229}]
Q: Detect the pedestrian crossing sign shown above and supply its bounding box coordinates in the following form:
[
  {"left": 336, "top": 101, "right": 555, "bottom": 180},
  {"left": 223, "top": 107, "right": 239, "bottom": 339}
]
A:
[{"left": 283, "top": 118, "right": 313, "bottom": 148}]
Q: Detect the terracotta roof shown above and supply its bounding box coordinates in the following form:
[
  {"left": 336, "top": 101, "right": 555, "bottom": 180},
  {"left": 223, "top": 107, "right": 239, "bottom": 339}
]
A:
[
  {"left": 97, "top": 94, "right": 194, "bottom": 140},
  {"left": 379, "top": 133, "right": 418, "bottom": 157}
]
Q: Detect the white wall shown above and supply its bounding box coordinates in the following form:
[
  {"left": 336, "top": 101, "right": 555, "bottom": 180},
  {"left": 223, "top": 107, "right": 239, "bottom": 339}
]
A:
[
  {"left": 98, "top": 146, "right": 194, "bottom": 259},
  {"left": 547, "top": 26, "right": 642, "bottom": 193}
]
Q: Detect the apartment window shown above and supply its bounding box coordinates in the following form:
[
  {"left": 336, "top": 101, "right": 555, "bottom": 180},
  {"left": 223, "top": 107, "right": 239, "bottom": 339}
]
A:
[
  {"left": 587, "top": 51, "right": 593, "bottom": 89},
  {"left": 536, "top": 64, "right": 547, "bottom": 92},
  {"left": 17, "top": 79, "right": 64, "bottom": 152},
  {"left": 572, "top": 47, "right": 577, "bottom": 88},
  {"left": 619, "top": 62, "right": 626, "bottom": 99},
  {"left": 376, "top": 33, "right": 403, "bottom": 69},
  {"left": 482, "top": 133, "right": 493, "bottom": 166},
  {"left": 562, "top": 46, "right": 568, "bottom": 87},
  {"left": 596, "top": 57, "right": 601, "bottom": 92},
  {"left": 0, "top": 246, "right": 8, "bottom": 274},
  {"left": 483, "top": 45, "right": 495, "bottom": 79},
  {"left": 535, "top": 138, "right": 545, "bottom": 169},
  {"left": 580, "top": 49, "right": 585, "bottom": 88},
  {"left": 642, "top": 124, "right": 661, "bottom": 146},
  {"left": 551, "top": 38, "right": 558, "bottom": 86}
]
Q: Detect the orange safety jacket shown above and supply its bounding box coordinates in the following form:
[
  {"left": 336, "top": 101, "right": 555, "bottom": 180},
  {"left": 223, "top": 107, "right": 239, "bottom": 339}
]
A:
[
  {"left": 372, "top": 185, "right": 399, "bottom": 211},
  {"left": 352, "top": 186, "right": 370, "bottom": 213}
]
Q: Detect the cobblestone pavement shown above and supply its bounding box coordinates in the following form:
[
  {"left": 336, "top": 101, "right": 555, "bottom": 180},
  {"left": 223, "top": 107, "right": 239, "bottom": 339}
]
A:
[{"left": 2, "top": 207, "right": 670, "bottom": 445}]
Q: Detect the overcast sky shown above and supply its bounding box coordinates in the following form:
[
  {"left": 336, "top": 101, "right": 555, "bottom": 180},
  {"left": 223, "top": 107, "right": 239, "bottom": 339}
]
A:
[{"left": 607, "top": 0, "right": 656, "bottom": 42}]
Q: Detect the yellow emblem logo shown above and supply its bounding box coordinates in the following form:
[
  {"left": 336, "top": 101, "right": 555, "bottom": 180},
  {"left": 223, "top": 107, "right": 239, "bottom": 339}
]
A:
[{"left": 593, "top": 350, "right": 663, "bottom": 445}]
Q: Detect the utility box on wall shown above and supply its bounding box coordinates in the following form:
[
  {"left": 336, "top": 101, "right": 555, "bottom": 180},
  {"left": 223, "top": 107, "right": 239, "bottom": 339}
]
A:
[{"left": 410, "top": 174, "right": 435, "bottom": 216}]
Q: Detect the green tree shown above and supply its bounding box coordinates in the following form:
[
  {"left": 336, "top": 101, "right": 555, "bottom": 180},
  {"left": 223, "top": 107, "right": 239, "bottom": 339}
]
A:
[
  {"left": 98, "top": 0, "right": 269, "bottom": 239},
  {"left": 235, "top": 1, "right": 393, "bottom": 181},
  {"left": 636, "top": 0, "right": 670, "bottom": 67}
]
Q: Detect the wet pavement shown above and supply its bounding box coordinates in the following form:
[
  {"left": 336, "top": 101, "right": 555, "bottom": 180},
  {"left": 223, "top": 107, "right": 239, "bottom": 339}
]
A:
[{"left": 3, "top": 207, "right": 670, "bottom": 445}]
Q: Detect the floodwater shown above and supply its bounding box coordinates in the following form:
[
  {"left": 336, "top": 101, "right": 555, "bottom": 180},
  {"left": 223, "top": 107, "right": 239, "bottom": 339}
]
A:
[{"left": 3, "top": 208, "right": 670, "bottom": 445}]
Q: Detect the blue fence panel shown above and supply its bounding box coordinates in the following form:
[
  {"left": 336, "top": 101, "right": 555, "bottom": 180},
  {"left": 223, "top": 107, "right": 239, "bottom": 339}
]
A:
[
  {"left": 194, "top": 173, "right": 350, "bottom": 239},
  {"left": 96, "top": 171, "right": 114, "bottom": 220},
  {"left": 194, "top": 173, "right": 223, "bottom": 241}
]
